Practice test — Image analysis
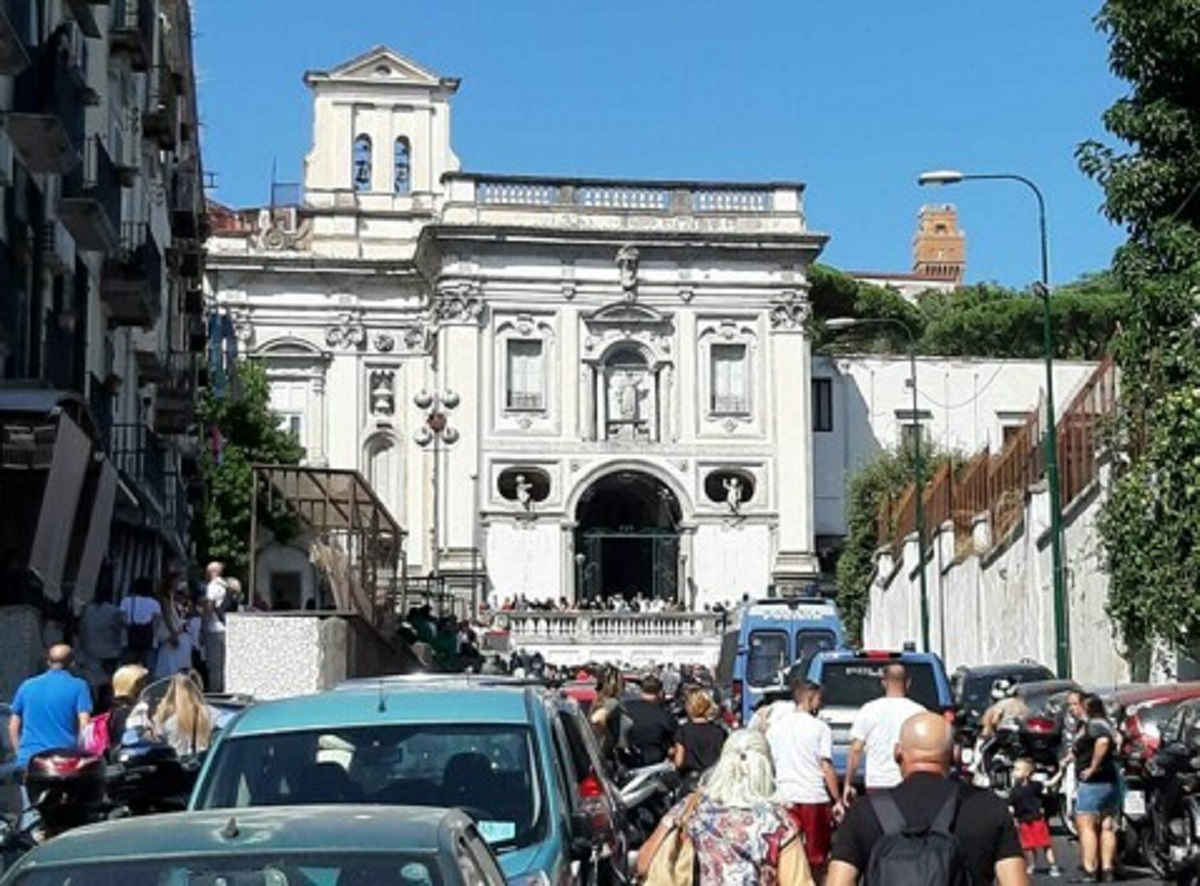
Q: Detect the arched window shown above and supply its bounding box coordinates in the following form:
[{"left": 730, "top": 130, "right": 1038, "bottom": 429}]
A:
[
  {"left": 393, "top": 137, "right": 411, "bottom": 195},
  {"left": 352, "top": 134, "right": 372, "bottom": 192}
]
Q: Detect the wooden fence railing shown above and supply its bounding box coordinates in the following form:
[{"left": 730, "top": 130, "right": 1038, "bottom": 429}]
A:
[{"left": 877, "top": 357, "right": 1117, "bottom": 557}]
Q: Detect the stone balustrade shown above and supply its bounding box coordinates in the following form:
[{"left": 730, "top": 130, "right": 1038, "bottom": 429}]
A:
[
  {"left": 444, "top": 173, "right": 811, "bottom": 235},
  {"left": 500, "top": 610, "right": 724, "bottom": 644}
]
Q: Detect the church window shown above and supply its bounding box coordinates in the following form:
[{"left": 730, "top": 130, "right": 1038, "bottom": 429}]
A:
[
  {"left": 352, "top": 134, "right": 372, "bottom": 192},
  {"left": 710, "top": 343, "right": 749, "bottom": 415},
  {"left": 506, "top": 339, "right": 544, "bottom": 410},
  {"left": 393, "top": 137, "right": 411, "bottom": 195}
]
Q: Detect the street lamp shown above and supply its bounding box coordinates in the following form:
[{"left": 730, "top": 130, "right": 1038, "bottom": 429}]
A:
[
  {"left": 413, "top": 389, "right": 459, "bottom": 588},
  {"left": 826, "top": 316, "right": 930, "bottom": 653},
  {"left": 918, "top": 168, "right": 1070, "bottom": 678},
  {"left": 575, "top": 552, "right": 586, "bottom": 605}
]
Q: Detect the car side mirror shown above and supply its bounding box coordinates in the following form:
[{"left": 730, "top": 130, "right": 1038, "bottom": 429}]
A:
[{"left": 569, "top": 812, "right": 596, "bottom": 861}]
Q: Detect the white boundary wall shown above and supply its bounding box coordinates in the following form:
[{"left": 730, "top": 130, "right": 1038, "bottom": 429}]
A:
[{"left": 863, "top": 460, "right": 1130, "bottom": 684}]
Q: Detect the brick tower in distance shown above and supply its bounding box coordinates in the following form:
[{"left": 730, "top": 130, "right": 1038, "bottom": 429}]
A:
[{"left": 912, "top": 204, "right": 965, "bottom": 284}]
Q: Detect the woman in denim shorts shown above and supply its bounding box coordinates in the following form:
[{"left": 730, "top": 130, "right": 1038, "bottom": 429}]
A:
[{"left": 1069, "top": 692, "right": 1121, "bottom": 882}]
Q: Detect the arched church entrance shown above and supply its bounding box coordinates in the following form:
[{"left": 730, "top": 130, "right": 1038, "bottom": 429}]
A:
[{"left": 574, "top": 470, "right": 681, "bottom": 605}]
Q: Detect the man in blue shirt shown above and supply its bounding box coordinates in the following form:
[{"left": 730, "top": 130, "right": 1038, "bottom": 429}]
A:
[{"left": 8, "top": 644, "right": 92, "bottom": 767}]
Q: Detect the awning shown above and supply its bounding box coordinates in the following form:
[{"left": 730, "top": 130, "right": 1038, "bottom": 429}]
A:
[
  {"left": 73, "top": 460, "right": 118, "bottom": 611},
  {"left": 0, "top": 387, "right": 97, "bottom": 440}
]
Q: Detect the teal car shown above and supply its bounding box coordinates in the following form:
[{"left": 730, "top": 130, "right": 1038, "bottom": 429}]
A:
[
  {"left": 0, "top": 805, "right": 505, "bottom": 885},
  {"left": 189, "top": 678, "right": 628, "bottom": 886}
]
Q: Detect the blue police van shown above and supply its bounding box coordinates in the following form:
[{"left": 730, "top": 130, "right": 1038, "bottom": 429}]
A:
[{"left": 714, "top": 596, "right": 846, "bottom": 725}]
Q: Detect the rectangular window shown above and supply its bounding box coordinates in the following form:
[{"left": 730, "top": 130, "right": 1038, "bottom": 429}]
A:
[
  {"left": 278, "top": 413, "right": 303, "bottom": 442},
  {"left": 812, "top": 378, "right": 834, "bottom": 432},
  {"left": 710, "top": 343, "right": 749, "bottom": 415},
  {"left": 899, "top": 421, "right": 927, "bottom": 450},
  {"left": 506, "top": 339, "right": 544, "bottom": 411}
]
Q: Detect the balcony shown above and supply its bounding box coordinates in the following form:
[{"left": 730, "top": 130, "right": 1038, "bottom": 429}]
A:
[
  {"left": 142, "top": 65, "right": 178, "bottom": 150},
  {"left": 169, "top": 166, "right": 201, "bottom": 239},
  {"left": 7, "top": 42, "right": 87, "bottom": 174},
  {"left": 58, "top": 137, "right": 121, "bottom": 252},
  {"left": 101, "top": 223, "right": 162, "bottom": 328},
  {"left": 0, "top": 0, "right": 31, "bottom": 75},
  {"left": 154, "top": 351, "right": 196, "bottom": 435},
  {"left": 110, "top": 0, "right": 153, "bottom": 72},
  {"left": 183, "top": 286, "right": 204, "bottom": 316},
  {"left": 112, "top": 421, "right": 166, "bottom": 513}
]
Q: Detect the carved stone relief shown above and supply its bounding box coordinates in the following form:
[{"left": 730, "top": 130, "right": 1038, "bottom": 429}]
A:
[
  {"left": 768, "top": 288, "right": 813, "bottom": 332},
  {"left": 325, "top": 311, "right": 367, "bottom": 349},
  {"left": 369, "top": 370, "right": 395, "bottom": 416},
  {"left": 433, "top": 283, "right": 484, "bottom": 325}
]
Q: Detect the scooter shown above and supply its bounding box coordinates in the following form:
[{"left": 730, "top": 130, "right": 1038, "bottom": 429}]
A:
[
  {"left": 617, "top": 761, "right": 679, "bottom": 865},
  {"left": 1138, "top": 739, "right": 1200, "bottom": 882}
]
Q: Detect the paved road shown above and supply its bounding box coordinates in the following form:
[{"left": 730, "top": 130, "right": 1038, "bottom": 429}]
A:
[{"left": 1032, "top": 830, "right": 1158, "bottom": 884}]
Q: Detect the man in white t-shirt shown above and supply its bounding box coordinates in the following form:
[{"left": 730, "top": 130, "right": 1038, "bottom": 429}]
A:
[
  {"left": 203, "top": 562, "right": 228, "bottom": 692},
  {"left": 842, "top": 663, "right": 926, "bottom": 802},
  {"left": 762, "top": 678, "right": 843, "bottom": 874}
]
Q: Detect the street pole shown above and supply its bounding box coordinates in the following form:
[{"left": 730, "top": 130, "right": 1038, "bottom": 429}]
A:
[
  {"left": 918, "top": 170, "right": 1071, "bottom": 678},
  {"left": 826, "top": 316, "right": 930, "bottom": 652}
]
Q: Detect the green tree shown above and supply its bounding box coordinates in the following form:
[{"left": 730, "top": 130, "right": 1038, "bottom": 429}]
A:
[
  {"left": 835, "top": 445, "right": 954, "bottom": 645},
  {"left": 1078, "top": 0, "right": 1200, "bottom": 649},
  {"left": 193, "top": 361, "right": 304, "bottom": 579}
]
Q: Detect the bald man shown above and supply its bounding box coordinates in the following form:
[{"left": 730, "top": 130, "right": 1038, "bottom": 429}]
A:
[
  {"left": 843, "top": 663, "right": 925, "bottom": 802},
  {"left": 827, "top": 712, "right": 1027, "bottom": 886},
  {"left": 9, "top": 645, "right": 92, "bottom": 768}
]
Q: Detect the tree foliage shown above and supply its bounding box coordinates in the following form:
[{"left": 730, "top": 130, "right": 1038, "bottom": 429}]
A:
[
  {"left": 193, "top": 361, "right": 304, "bottom": 579},
  {"left": 809, "top": 264, "right": 1125, "bottom": 361},
  {"left": 836, "top": 444, "right": 954, "bottom": 645},
  {"left": 1079, "top": 0, "right": 1200, "bottom": 649}
]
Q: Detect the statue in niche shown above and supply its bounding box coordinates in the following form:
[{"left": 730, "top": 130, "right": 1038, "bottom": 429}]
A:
[
  {"left": 616, "top": 244, "right": 639, "bottom": 303},
  {"left": 723, "top": 476, "right": 744, "bottom": 515},
  {"left": 369, "top": 370, "right": 395, "bottom": 416},
  {"left": 515, "top": 474, "right": 534, "bottom": 512}
]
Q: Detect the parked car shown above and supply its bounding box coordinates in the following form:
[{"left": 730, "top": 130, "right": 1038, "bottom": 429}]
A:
[
  {"left": 190, "top": 675, "right": 629, "bottom": 886},
  {"left": 1113, "top": 682, "right": 1200, "bottom": 764},
  {"left": 806, "top": 649, "right": 954, "bottom": 783},
  {"left": 0, "top": 805, "right": 506, "bottom": 886},
  {"left": 950, "top": 661, "right": 1056, "bottom": 732}
]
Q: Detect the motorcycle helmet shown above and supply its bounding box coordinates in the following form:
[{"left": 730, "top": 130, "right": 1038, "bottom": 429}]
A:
[{"left": 990, "top": 678, "right": 1015, "bottom": 701}]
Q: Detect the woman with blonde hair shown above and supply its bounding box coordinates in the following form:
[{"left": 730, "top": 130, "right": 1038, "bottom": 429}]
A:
[
  {"left": 153, "top": 673, "right": 213, "bottom": 756},
  {"left": 638, "top": 729, "right": 814, "bottom": 884},
  {"left": 671, "top": 686, "right": 727, "bottom": 792},
  {"left": 104, "top": 663, "right": 150, "bottom": 747}
]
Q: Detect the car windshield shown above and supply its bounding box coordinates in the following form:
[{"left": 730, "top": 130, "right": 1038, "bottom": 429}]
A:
[
  {"left": 194, "top": 725, "right": 543, "bottom": 851},
  {"left": 12, "top": 852, "right": 446, "bottom": 886},
  {"left": 818, "top": 660, "right": 942, "bottom": 710},
  {"left": 960, "top": 668, "right": 1053, "bottom": 710}
]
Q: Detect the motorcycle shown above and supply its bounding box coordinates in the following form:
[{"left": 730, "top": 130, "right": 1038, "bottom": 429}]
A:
[
  {"left": 1137, "top": 739, "right": 1200, "bottom": 883},
  {"left": 974, "top": 716, "right": 1064, "bottom": 804},
  {"left": 616, "top": 761, "right": 679, "bottom": 859}
]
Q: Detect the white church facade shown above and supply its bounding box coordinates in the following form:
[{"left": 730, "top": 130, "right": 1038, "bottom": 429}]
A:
[{"left": 206, "top": 47, "right": 1097, "bottom": 615}]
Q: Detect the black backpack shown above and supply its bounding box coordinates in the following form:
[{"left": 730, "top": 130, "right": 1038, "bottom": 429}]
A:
[{"left": 865, "top": 790, "right": 973, "bottom": 886}]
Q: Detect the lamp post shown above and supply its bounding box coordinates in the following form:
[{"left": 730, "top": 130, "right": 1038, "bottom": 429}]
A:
[
  {"left": 575, "top": 552, "right": 586, "bottom": 605},
  {"left": 413, "top": 388, "right": 460, "bottom": 595},
  {"left": 826, "top": 316, "right": 930, "bottom": 653},
  {"left": 918, "top": 169, "right": 1070, "bottom": 678}
]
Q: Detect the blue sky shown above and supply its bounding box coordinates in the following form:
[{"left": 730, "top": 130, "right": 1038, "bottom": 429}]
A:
[{"left": 193, "top": 1, "right": 1126, "bottom": 288}]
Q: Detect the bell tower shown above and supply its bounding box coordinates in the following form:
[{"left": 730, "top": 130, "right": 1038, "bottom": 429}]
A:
[{"left": 912, "top": 204, "right": 965, "bottom": 283}]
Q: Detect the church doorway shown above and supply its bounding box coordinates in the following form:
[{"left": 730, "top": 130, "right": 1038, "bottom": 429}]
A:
[{"left": 574, "top": 470, "right": 681, "bottom": 605}]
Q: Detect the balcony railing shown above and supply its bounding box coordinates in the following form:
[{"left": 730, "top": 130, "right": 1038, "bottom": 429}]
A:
[
  {"left": 169, "top": 165, "right": 200, "bottom": 239},
  {"left": 154, "top": 351, "right": 197, "bottom": 435},
  {"left": 442, "top": 173, "right": 810, "bottom": 235},
  {"left": 7, "top": 41, "right": 86, "bottom": 174},
  {"left": 143, "top": 65, "right": 178, "bottom": 150},
  {"left": 163, "top": 466, "right": 190, "bottom": 551},
  {"left": 87, "top": 373, "right": 113, "bottom": 454},
  {"left": 110, "top": 0, "right": 154, "bottom": 71},
  {"left": 112, "top": 422, "right": 166, "bottom": 511},
  {"left": 101, "top": 223, "right": 162, "bottom": 328},
  {"left": 59, "top": 136, "right": 122, "bottom": 252},
  {"left": 501, "top": 611, "right": 723, "bottom": 644}
]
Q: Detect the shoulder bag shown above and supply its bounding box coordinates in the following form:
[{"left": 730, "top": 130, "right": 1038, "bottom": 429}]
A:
[{"left": 644, "top": 792, "right": 702, "bottom": 886}]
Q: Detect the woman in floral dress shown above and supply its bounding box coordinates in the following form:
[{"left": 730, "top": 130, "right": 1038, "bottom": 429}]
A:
[{"left": 637, "top": 728, "right": 814, "bottom": 885}]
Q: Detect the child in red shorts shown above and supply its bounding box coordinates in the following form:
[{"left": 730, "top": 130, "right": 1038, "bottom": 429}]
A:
[{"left": 1009, "top": 757, "right": 1062, "bottom": 877}]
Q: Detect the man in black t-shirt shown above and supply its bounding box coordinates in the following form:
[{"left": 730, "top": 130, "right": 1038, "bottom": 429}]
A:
[
  {"left": 622, "top": 675, "right": 678, "bottom": 766},
  {"left": 827, "top": 711, "right": 1028, "bottom": 886}
]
